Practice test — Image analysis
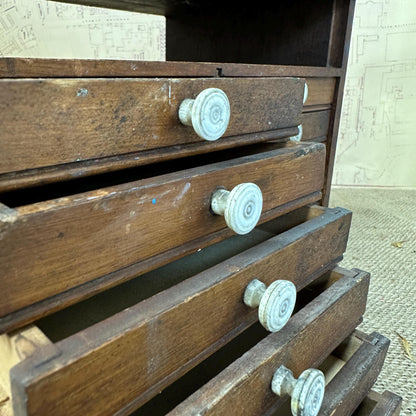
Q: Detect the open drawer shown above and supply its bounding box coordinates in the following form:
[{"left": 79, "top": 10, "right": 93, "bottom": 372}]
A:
[
  {"left": 0, "top": 206, "right": 352, "bottom": 415},
  {"left": 0, "top": 141, "right": 325, "bottom": 331},
  {"left": 124, "top": 267, "right": 370, "bottom": 416},
  {"left": 161, "top": 267, "right": 370, "bottom": 416},
  {"left": 0, "top": 77, "right": 305, "bottom": 178},
  {"left": 270, "top": 330, "right": 390, "bottom": 416}
]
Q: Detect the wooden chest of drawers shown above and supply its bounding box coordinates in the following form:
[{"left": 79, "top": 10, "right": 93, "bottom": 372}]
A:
[{"left": 0, "top": 1, "right": 401, "bottom": 415}]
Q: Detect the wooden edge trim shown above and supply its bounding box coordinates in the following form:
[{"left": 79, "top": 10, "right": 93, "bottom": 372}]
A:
[{"left": 0, "top": 58, "right": 343, "bottom": 79}]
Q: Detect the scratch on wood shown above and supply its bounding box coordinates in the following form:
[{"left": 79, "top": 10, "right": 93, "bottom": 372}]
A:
[{"left": 173, "top": 182, "right": 191, "bottom": 206}]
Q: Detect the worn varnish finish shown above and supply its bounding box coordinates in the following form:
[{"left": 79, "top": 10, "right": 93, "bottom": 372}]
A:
[
  {"left": 166, "top": 267, "right": 369, "bottom": 416},
  {"left": 0, "top": 75, "right": 335, "bottom": 190},
  {"left": 8, "top": 206, "right": 350, "bottom": 416},
  {"left": 0, "top": 77, "right": 304, "bottom": 174},
  {"left": 0, "top": 142, "right": 325, "bottom": 319}
]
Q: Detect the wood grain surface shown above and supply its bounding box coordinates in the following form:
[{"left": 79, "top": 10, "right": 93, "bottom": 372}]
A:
[
  {"left": 8, "top": 205, "right": 350, "bottom": 416},
  {"left": 166, "top": 267, "right": 369, "bottom": 416},
  {"left": 0, "top": 77, "right": 304, "bottom": 174},
  {"left": 0, "top": 142, "right": 325, "bottom": 319},
  {"left": 0, "top": 58, "right": 342, "bottom": 79}
]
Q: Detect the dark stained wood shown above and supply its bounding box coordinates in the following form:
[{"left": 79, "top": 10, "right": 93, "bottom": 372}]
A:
[
  {"left": 0, "top": 127, "right": 299, "bottom": 193},
  {"left": 353, "top": 390, "right": 402, "bottom": 416},
  {"left": 327, "top": 0, "right": 353, "bottom": 67},
  {"left": 0, "top": 142, "right": 325, "bottom": 319},
  {"left": 322, "top": 0, "right": 356, "bottom": 206},
  {"left": 0, "top": 192, "right": 323, "bottom": 334},
  {"left": 0, "top": 76, "right": 335, "bottom": 190},
  {"left": 319, "top": 331, "right": 390, "bottom": 416},
  {"left": 301, "top": 110, "right": 331, "bottom": 141},
  {"left": 0, "top": 58, "right": 343, "bottom": 79},
  {"left": 165, "top": 267, "right": 369, "bottom": 416},
  {"left": 9, "top": 207, "right": 351, "bottom": 416},
  {"left": 165, "top": 1, "right": 334, "bottom": 66},
  {"left": 0, "top": 77, "right": 304, "bottom": 174}
]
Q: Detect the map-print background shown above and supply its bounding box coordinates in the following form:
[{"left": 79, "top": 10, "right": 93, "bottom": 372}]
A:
[
  {"left": 1, "top": 0, "right": 414, "bottom": 187},
  {"left": 334, "top": 0, "right": 416, "bottom": 187},
  {"left": 0, "top": 0, "right": 165, "bottom": 60}
]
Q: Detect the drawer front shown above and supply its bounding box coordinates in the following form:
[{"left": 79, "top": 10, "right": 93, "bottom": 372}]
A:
[
  {"left": 0, "top": 142, "right": 325, "bottom": 318},
  {"left": 0, "top": 77, "right": 304, "bottom": 174},
  {"left": 304, "top": 78, "right": 336, "bottom": 107},
  {"left": 167, "top": 268, "right": 370, "bottom": 416},
  {"left": 318, "top": 331, "right": 390, "bottom": 416},
  {"left": 300, "top": 110, "right": 331, "bottom": 141},
  {"left": 9, "top": 207, "right": 351, "bottom": 416}
]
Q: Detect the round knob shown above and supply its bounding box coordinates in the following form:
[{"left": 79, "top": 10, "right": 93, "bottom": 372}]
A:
[
  {"left": 244, "top": 279, "right": 296, "bottom": 332},
  {"left": 210, "top": 183, "right": 262, "bottom": 235},
  {"left": 303, "top": 82, "right": 308, "bottom": 104},
  {"left": 271, "top": 366, "right": 325, "bottom": 416},
  {"left": 178, "top": 88, "right": 231, "bottom": 141}
]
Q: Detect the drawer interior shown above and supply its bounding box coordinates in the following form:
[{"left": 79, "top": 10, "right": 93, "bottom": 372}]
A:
[
  {"left": 35, "top": 204, "right": 331, "bottom": 342},
  {"left": 116, "top": 267, "right": 353, "bottom": 416}
]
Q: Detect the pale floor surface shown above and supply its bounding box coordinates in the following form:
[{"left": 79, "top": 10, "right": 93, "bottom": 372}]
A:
[{"left": 329, "top": 188, "right": 416, "bottom": 415}]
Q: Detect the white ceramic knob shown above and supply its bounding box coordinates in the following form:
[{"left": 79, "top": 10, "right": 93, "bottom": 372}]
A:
[
  {"left": 272, "top": 366, "right": 325, "bottom": 416},
  {"left": 303, "top": 82, "right": 308, "bottom": 104},
  {"left": 178, "top": 88, "right": 231, "bottom": 141},
  {"left": 290, "top": 124, "right": 303, "bottom": 142},
  {"left": 243, "top": 279, "right": 296, "bottom": 332},
  {"left": 210, "top": 183, "right": 262, "bottom": 235}
]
